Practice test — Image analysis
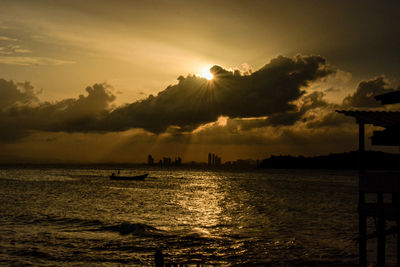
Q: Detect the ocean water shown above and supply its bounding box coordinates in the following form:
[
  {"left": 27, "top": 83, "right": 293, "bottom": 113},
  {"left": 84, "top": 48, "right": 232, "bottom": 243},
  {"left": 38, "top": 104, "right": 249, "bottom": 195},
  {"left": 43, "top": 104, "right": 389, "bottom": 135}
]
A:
[{"left": 0, "top": 167, "right": 363, "bottom": 266}]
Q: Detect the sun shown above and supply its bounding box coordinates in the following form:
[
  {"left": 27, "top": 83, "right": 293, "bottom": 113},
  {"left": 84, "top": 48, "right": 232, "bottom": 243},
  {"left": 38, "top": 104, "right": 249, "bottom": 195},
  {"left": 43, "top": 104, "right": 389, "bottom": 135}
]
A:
[
  {"left": 197, "top": 66, "right": 214, "bottom": 80},
  {"left": 202, "top": 70, "right": 214, "bottom": 80}
]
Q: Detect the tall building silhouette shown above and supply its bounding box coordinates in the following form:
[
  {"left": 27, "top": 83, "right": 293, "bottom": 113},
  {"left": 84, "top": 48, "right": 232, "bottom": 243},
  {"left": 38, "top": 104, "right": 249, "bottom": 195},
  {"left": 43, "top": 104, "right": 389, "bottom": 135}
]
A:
[
  {"left": 215, "top": 155, "right": 221, "bottom": 165},
  {"left": 208, "top": 152, "right": 222, "bottom": 166},
  {"left": 163, "top": 157, "right": 171, "bottom": 166},
  {"left": 174, "top": 157, "right": 182, "bottom": 166},
  {"left": 148, "top": 154, "right": 154, "bottom": 165}
]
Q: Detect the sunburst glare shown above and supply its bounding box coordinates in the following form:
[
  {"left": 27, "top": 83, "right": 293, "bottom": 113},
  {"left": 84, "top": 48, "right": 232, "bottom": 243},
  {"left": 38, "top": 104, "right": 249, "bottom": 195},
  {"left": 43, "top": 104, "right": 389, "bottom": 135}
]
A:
[{"left": 197, "top": 66, "right": 214, "bottom": 80}]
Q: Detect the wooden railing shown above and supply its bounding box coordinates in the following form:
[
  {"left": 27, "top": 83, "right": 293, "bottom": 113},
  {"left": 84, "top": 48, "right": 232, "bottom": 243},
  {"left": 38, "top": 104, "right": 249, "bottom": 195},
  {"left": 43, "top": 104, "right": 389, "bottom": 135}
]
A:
[{"left": 358, "top": 171, "right": 400, "bottom": 267}]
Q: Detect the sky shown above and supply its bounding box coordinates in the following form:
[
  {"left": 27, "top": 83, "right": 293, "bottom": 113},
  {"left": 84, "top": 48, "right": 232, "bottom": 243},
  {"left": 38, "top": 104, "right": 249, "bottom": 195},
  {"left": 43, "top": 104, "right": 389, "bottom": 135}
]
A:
[{"left": 0, "top": 0, "right": 399, "bottom": 163}]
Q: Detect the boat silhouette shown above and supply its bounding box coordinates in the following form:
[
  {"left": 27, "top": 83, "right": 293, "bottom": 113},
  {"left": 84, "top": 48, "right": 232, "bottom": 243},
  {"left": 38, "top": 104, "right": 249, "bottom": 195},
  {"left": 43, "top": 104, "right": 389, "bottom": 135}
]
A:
[{"left": 109, "top": 173, "right": 148, "bottom": 181}]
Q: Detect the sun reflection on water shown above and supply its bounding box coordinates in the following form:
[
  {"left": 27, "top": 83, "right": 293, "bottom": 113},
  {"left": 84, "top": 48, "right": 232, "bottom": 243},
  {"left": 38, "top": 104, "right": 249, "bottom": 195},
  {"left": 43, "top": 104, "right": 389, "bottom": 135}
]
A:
[{"left": 173, "top": 173, "right": 226, "bottom": 233}]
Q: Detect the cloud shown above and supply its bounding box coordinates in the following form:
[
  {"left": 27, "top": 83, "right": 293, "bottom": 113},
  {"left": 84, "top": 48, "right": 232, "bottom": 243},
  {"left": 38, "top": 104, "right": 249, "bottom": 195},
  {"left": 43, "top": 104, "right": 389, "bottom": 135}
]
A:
[
  {"left": 0, "top": 82, "right": 115, "bottom": 142},
  {"left": 14, "top": 48, "right": 32, "bottom": 53},
  {"left": 0, "top": 78, "right": 40, "bottom": 142},
  {"left": 0, "top": 40, "right": 61, "bottom": 62},
  {"left": 0, "top": 44, "right": 31, "bottom": 55},
  {"left": 324, "top": 87, "right": 340, "bottom": 93},
  {"left": 0, "top": 55, "right": 333, "bottom": 143},
  {"left": 0, "top": 36, "right": 18, "bottom": 41},
  {"left": 3, "top": 56, "right": 398, "bottom": 161},
  {"left": 0, "top": 47, "right": 11, "bottom": 55},
  {"left": 0, "top": 79, "right": 39, "bottom": 108},
  {"left": 342, "top": 76, "right": 396, "bottom": 108},
  {"left": 0, "top": 32, "right": 72, "bottom": 64},
  {"left": 303, "top": 76, "right": 400, "bottom": 129},
  {"left": 0, "top": 56, "right": 75, "bottom": 66},
  {"left": 264, "top": 91, "right": 329, "bottom": 126},
  {"left": 305, "top": 109, "right": 353, "bottom": 128},
  {"left": 301, "top": 75, "right": 400, "bottom": 130},
  {"left": 159, "top": 117, "right": 359, "bottom": 156},
  {"left": 99, "top": 55, "right": 332, "bottom": 133}
]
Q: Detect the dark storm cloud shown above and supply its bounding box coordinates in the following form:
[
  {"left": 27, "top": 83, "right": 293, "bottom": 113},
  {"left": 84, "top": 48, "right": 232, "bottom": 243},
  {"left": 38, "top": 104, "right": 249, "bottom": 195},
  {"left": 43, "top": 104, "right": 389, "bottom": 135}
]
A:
[
  {"left": 166, "top": 119, "right": 358, "bottom": 155},
  {"left": 100, "top": 55, "right": 332, "bottom": 133},
  {"left": 304, "top": 76, "right": 400, "bottom": 129},
  {"left": 215, "top": 91, "right": 329, "bottom": 131},
  {"left": 0, "top": 79, "right": 40, "bottom": 141},
  {"left": 342, "top": 76, "right": 396, "bottom": 108},
  {"left": 0, "top": 82, "right": 115, "bottom": 142},
  {"left": 0, "top": 79, "right": 39, "bottom": 108},
  {"left": 190, "top": 91, "right": 332, "bottom": 134},
  {"left": 306, "top": 76, "right": 399, "bottom": 129},
  {"left": 0, "top": 55, "right": 331, "bottom": 142},
  {"left": 305, "top": 110, "right": 353, "bottom": 129},
  {"left": 265, "top": 91, "right": 329, "bottom": 126}
]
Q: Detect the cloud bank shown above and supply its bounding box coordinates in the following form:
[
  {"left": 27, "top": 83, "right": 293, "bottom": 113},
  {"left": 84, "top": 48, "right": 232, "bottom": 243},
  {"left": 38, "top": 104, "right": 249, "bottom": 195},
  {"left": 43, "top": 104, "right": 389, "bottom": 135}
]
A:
[
  {"left": 343, "top": 76, "right": 397, "bottom": 107},
  {"left": 0, "top": 81, "right": 115, "bottom": 142},
  {"left": 100, "top": 55, "right": 332, "bottom": 133},
  {"left": 1, "top": 54, "right": 399, "bottom": 161},
  {"left": 0, "top": 55, "right": 333, "bottom": 142}
]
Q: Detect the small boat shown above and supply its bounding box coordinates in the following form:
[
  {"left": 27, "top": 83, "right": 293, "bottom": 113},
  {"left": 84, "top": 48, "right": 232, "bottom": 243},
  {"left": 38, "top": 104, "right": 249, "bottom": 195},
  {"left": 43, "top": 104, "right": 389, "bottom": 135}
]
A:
[{"left": 109, "top": 173, "right": 148, "bottom": 181}]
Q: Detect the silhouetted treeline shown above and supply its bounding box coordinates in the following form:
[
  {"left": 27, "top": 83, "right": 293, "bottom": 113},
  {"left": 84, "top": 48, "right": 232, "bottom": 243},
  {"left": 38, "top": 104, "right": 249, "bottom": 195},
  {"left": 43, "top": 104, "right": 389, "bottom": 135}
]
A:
[{"left": 258, "top": 151, "right": 400, "bottom": 170}]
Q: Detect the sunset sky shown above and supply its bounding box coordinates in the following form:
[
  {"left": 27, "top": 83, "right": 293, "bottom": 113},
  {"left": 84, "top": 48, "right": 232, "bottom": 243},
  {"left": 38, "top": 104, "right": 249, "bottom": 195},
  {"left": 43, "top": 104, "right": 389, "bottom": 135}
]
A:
[{"left": 1, "top": 0, "right": 399, "bottom": 163}]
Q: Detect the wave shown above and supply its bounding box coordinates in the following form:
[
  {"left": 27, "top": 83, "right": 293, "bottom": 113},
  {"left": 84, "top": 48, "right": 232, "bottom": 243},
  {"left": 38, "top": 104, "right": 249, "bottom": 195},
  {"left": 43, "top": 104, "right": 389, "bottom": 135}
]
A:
[
  {"left": 12, "top": 214, "right": 242, "bottom": 246},
  {"left": 15, "top": 214, "right": 165, "bottom": 238},
  {"left": 100, "top": 222, "right": 163, "bottom": 236}
]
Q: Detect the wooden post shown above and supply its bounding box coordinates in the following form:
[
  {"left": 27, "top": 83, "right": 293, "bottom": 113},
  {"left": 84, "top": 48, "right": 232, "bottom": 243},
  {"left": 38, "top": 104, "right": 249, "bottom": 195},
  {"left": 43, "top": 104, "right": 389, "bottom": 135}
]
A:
[
  {"left": 358, "top": 121, "right": 367, "bottom": 267},
  {"left": 358, "top": 209, "right": 367, "bottom": 267},
  {"left": 359, "top": 208, "right": 367, "bottom": 267},
  {"left": 377, "top": 193, "right": 385, "bottom": 267},
  {"left": 376, "top": 217, "right": 386, "bottom": 266},
  {"left": 358, "top": 121, "right": 365, "bottom": 172},
  {"left": 394, "top": 193, "right": 400, "bottom": 266},
  {"left": 397, "top": 218, "right": 400, "bottom": 267}
]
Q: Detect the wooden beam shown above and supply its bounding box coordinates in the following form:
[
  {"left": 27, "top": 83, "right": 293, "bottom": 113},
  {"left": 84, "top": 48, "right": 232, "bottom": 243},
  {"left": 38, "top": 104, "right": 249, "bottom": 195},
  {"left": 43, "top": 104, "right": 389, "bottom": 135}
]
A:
[{"left": 358, "top": 121, "right": 367, "bottom": 267}]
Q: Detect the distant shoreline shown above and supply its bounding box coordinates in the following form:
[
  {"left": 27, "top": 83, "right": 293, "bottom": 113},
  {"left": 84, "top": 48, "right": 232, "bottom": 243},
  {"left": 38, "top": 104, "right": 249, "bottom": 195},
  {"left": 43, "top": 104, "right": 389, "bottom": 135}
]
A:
[
  {"left": 258, "top": 150, "right": 400, "bottom": 170},
  {"left": 1, "top": 150, "right": 398, "bottom": 171}
]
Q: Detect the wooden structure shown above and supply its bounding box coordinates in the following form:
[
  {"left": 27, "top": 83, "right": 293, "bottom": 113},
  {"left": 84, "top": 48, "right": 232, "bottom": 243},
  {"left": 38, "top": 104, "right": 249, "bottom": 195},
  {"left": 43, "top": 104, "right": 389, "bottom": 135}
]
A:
[{"left": 337, "top": 91, "right": 400, "bottom": 267}]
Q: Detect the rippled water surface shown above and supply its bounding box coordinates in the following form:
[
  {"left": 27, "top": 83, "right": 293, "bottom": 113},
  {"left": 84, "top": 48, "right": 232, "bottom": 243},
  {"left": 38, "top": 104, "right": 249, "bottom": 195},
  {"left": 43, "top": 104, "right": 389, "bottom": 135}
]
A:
[{"left": 0, "top": 167, "right": 360, "bottom": 265}]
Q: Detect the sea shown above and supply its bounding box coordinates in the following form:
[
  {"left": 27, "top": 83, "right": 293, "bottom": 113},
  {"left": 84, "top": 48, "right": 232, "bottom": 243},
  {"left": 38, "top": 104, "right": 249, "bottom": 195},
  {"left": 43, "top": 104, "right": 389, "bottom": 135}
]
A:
[{"left": 0, "top": 166, "right": 395, "bottom": 266}]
